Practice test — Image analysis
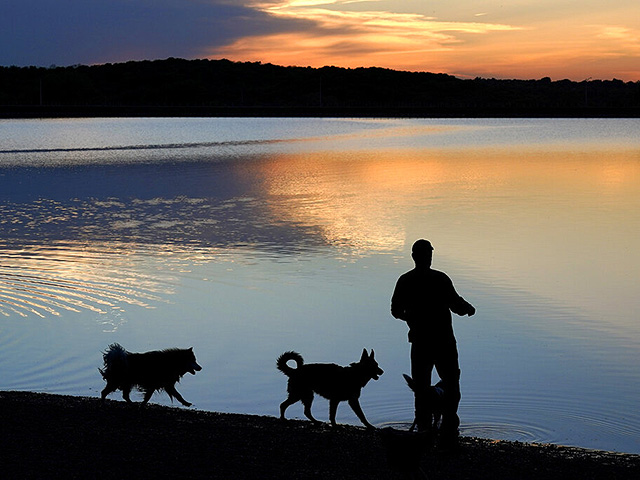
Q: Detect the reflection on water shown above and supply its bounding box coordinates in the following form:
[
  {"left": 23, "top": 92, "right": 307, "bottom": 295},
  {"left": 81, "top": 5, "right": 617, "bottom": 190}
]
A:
[
  {"left": 0, "top": 242, "right": 173, "bottom": 325},
  {"left": 262, "top": 153, "right": 407, "bottom": 254},
  {"left": 1, "top": 118, "right": 639, "bottom": 454}
]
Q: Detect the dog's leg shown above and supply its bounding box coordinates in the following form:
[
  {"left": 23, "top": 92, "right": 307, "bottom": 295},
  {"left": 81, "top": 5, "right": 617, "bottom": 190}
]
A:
[
  {"left": 329, "top": 399, "right": 340, "bottom": 427},
  {"left": 433, "top": 411, "right": 442, "bottom": 429},
  {"left": 141, "top": 389, "right": 154, "bottom": 405},
  {"left": 348, "top": 398, "right": 374, "bottom": 429},
  {"left": 101, "top": 383, "right": 117, "bottom": 402},
  {"left": 122, "top": 385, "right": 133, "bottom": 403},
  {"left": 279, "top": 395, "right": 299, "bottom": 420},
  {"left": 301, "top": 394, "right": 320, "bottom": 424},
  {"left": 166, "top": 385, "right": 192, "bottom": 407}
]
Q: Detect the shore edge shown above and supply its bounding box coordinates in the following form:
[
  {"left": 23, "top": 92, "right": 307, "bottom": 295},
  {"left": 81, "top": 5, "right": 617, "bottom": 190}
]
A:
[{"left": 2, "top": 391, "right": 638, "bottom": 479}]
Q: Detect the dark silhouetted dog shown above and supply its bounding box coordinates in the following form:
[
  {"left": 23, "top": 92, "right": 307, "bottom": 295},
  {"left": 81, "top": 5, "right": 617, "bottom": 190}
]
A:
[
  {"left": 100, "top": 343, "right": 201, "bottom": 407},
  {"left": 277, "top": 349, "right": 383, "bottom": 429},
  {"left": 403, "top": 374, "right": 444, "bottom": 432}
]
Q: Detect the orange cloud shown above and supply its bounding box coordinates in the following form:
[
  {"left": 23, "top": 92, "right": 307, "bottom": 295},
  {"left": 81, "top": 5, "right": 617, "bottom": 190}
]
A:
[
  {"left": 208, "top": 1, "right": 640, "bottom": 80},
  {"left": 210, "top": 2, "right": 521, "bottom": 74}
]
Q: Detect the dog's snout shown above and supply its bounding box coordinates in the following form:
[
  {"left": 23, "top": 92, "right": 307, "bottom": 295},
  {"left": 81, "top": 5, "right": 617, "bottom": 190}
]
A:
[{"left": 193, "top": 362, "right": 202, "bottom": 371}]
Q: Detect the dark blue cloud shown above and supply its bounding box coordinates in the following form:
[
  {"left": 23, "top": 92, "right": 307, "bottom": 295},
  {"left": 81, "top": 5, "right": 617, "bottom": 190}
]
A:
[{"left": 1, "top": 0, "right": 310, "bottom": 66}]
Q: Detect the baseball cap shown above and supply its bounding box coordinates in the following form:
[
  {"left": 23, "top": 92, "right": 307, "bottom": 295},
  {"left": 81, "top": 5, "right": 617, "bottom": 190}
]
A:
[{"left": 412, "top": 239, "right": 434, "bottom": 252}]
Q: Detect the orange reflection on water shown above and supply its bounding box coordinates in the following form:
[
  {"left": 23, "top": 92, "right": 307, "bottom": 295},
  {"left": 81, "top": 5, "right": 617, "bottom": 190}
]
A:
[
  {"left": 255, "top": 149, "right": 529, "bottom": 254},
  {"left": 255, "top": 147, "right": 640, "bottom": 333},
  {"left": 259, "top": 151, "right": 422, "bottom": 255}
]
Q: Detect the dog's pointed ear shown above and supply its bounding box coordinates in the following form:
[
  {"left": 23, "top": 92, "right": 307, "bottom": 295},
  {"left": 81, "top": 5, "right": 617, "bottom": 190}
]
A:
[
  {"left": 189, "top": 347, "right": 193, "bottom": 352},
  {"left": 370, "top": 349, "right": 375, "bottom": 359},
  {"left": 361, "top": 348, "right": 368, "bottom": 361},
  {"left": 403, "top": 374, "right": 414, "bottom": 390}
]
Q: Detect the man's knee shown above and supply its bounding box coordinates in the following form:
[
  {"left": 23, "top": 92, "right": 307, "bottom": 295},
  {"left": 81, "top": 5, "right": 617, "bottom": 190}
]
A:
[
  {"left": 440, "top": 367, "right": 460, "bottom": 387},
  {"left": 440, "top": 369, "right": 461, "bottom": 407}
]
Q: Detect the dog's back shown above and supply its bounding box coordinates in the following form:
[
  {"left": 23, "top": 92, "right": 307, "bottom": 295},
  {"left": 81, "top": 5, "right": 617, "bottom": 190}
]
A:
[
  {"left": 293, "top": 362, "right": 360, "bottom": 400},
  {"left": 125, "top": 349, "right": 195, "bottom": 389}
]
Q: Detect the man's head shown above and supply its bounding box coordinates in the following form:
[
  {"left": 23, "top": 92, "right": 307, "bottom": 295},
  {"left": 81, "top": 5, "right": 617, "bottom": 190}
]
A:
[{"left": 411, "top": 239, "right": 433, "bottom": 268}]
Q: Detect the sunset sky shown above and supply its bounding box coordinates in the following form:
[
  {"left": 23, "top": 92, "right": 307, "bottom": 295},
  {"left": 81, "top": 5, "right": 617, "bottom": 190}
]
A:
[{"left": 2, "top": 1, "right": 639, "bottom": 80}]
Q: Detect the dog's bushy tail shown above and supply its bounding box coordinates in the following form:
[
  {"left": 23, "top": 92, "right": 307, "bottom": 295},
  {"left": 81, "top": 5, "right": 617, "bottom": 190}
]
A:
[
  {"left": 276, "top": 351, "right": 303, "bottom": 376},
  {"left": 99, "top": 343, "right": 128, "bottom": 380}
]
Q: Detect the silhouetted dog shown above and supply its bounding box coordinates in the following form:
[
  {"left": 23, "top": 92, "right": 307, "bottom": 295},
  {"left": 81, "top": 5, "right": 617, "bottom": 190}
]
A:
[
  {"left": 403, "top": 374, "right": 444, "bottom": 432},
  {"left": 100, "top": 343, "right": 201, "bottom": 407},
  {"left": 277, "top": 349, "right": 383, "bottom": 429}
]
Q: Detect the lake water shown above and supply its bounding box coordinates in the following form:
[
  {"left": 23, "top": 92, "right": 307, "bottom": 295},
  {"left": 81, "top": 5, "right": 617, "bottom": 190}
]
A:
[{"left": 1, "top": 117, "right": 639, "bottom": 454}]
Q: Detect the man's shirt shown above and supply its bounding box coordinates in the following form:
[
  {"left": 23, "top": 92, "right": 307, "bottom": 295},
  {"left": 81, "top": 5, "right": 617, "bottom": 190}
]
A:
[{"left": 391, "top": 267, "right": 472, "bottom": 343}]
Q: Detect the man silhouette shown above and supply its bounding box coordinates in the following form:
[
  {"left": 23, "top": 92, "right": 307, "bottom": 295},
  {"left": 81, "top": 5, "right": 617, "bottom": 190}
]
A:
[{"left": 391, "top": 239, "right": 475, "bottom": 445}]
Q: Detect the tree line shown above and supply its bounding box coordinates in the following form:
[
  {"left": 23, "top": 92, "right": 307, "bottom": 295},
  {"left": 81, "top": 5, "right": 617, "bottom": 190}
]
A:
[{"left": 1, "top": 58, "right": 639, "bottom": 115}]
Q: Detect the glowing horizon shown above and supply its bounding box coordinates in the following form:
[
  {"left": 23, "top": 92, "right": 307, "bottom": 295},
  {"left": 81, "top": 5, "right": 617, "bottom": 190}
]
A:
[{"left": 1, "top": 0, "right": 639, "bottom": 81}]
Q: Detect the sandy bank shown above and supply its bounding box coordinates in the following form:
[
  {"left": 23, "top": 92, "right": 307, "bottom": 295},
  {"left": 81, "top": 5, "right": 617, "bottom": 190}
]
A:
[{"left": 1, "top": 391, "right": 638, "bottom": 479}]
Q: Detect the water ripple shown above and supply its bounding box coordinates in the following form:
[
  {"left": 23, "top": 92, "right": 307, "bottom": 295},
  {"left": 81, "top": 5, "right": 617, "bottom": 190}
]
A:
[
  {"left": 459, "top": 393, "right": 640, "bottom": 448},
  {"left": 373, "top": 390, "right": 640, "bottom": 450},
  {"left": 0, "top": 242, "right": 174, "bottom": 320}
]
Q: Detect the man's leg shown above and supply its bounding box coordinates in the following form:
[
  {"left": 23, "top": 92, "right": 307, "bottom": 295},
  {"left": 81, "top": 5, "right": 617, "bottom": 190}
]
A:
[
  {"left": 410, "top": 343, "right": 434, "bottom": 432},
  {"left": 435, "top": 345, "right": 461, "bottom": 445}
]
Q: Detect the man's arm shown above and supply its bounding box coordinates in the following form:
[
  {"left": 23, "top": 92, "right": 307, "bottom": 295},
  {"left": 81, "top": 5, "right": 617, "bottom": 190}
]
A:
[
  {"left": 445, "top": 275, "right": 475, "bottom": 316},
  {"left": 391, "top": 276, "right": 407, "bottom": 320},
  {"left": 451, "top": 296, "right": 475, "bottom": 316}
]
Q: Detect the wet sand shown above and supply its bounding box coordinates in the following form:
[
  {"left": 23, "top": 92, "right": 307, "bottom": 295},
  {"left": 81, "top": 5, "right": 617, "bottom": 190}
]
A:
[{"left": 2, "top": 391, "right": 638, "bottom": 479}]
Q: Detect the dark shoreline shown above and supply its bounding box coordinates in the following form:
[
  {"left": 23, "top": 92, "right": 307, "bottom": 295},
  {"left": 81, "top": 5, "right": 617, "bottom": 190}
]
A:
[
  {"left": 2, "top": 391, "right": 638, "bottom": 479},
  {"left": 3, "top": 59, "right": 640, "bottom": 120},
  {"left": 2, "top": 105, "right": 640, "bottom": 119}
]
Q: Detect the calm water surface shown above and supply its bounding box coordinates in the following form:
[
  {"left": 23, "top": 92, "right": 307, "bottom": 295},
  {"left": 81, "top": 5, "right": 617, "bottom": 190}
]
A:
[{"left": 1, "top": 117, "right": 639, "bottom": 453}]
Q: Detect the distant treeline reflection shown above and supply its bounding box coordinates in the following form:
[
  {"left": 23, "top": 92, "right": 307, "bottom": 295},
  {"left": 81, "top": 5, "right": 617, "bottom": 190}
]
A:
[{"left": 1, "top": 58, "right": 639, "bottom": 116}]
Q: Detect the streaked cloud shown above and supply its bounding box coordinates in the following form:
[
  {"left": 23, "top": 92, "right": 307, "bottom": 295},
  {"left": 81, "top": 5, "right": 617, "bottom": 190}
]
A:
[
  {"left": 212, "top": 1, "right": 522, "bottom": 72},
  {"left": 595, "top": 25, "right": 640, "bottom": 46}
]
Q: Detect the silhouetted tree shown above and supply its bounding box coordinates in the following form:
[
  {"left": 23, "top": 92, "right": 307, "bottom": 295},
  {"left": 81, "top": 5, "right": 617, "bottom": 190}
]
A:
[{"left": 1, "top": 58, "right": 638, "bottom": 113}]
